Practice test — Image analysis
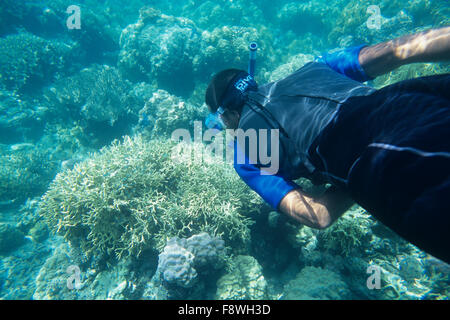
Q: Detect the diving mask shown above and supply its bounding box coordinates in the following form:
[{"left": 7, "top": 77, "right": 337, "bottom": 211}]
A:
[{"left": 205, "top": 106, "right": 226, "bottom": 130}]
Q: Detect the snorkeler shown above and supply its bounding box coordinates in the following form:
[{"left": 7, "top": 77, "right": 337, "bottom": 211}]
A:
[{"left": 205, "top": 26, "right": 450, "bottom": 263}]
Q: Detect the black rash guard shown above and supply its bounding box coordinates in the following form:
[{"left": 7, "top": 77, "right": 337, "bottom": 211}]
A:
[
  {"left": 234, "top": 58, "right": 450, "bottom": 263},
  {"left": 234, "top": 60, "right": 374, "bottom": 208}
]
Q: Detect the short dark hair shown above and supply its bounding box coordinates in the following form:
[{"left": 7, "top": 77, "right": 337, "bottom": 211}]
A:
[{"left": 205, "top": 69, "right": 245, "bottom": 113}]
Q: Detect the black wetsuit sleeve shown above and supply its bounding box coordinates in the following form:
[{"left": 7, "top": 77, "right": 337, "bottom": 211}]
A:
[{"left": 233, "top": 140, "right": 299, "bottom": 209}]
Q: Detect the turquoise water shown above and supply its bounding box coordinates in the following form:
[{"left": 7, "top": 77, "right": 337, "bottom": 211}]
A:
[{"left": 0, "top": 0, "right": 449, "bottom": 300}]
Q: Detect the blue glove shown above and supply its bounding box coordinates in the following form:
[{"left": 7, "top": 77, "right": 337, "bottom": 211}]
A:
[{"left": 319, "top": 44, "right": 374, "bottom": 82}]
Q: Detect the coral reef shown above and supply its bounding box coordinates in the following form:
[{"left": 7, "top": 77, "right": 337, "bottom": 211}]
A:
[
  {"left": 0, "top": 0, "right": 448, "bottom": 301},
  {"left": 118, "top": 7, "right": 201, "bottom": 96},
  {"left": 318, "top": 207, "right": 373, "bottom": 257},
  {"left": 265, "top": 53, "right": 315, "bottom": 83},
  {"left": 28, "top": 222, "right": 50, "bottom": 243},
  {"left": 373, "top": 63, "right": 450, "bottom": 89},
  {"left": 39, "top": 136, "right": 262, "bottom": 260},
  {"left": 184, "top": 232, "right": 226, "bottom": 271},
  {"left": 0, "top": 238, "right": 52, "bottom": 299},
  {"left": 155, "top": 232, "right": 225, "bottom": 298},
  {"left": 215, "top": 255, "right": 268, "bottom": 300},
  {"left": 0, "top": 89, "right": 47, "bottom": 144},
  {"left": 0, "top": 146, "right": 58, "bottom": 203},
  {"left": 277, "top": 2, "right": 331, "bottom": 36},
  {"left": 365, "top": 236, "right": 450, "bottom": 300},
  {"left": 136, "top": 89, "right": 207, "bottom": 139},
  {"left": 181, "top": 0, "right": 265, "bottom": 31},
  {"left": 0, "top": 32, "right": 74, "bottom": 93},
  {"left": 0, "top": 0, "right": 120, "bottom": 61},
  {"left": 33, "top": 242, "right": 139, "bottom": 300},
  {"left": 45, "top": 65, "right": 134, "bottom": 123},
  {"left": 157, "top": 238, "right": 198, "bottom": 289},
  {"left": 118, "top": 6, "right": 274, "bottom": 96},
  {"left": 283, "top": 266, "right": 352, "bottom": 300},
  {"left": 276, "top": 203, "right": 450, "bottom": 300},
  {"left": 0, "top": 223, "right": 25, "bottom": 255},
  {"left": 195, "top": 25, "right": 273, "bottom": 80},
  {"left": 328, "top": 0, "right": 447, "bottom": 47},
  {"left": 284, "top": 206, "right": 372, "bottom": 258},
  {"left": 44, "top": 64, "right": 142, "bottom": 147}
]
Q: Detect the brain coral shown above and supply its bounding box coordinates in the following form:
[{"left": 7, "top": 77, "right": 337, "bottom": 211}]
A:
[
  {"left": 157, "top": 239, "right": 198, "bottom": 288},
  {"left": 156, "top": 232, "right": 225, "bottom": 289}
]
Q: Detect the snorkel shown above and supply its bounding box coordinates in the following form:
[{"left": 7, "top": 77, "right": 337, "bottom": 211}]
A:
[
  {"left": 205, "top": 42, "right": 258, "bottom": 131},
  {"left": 248, "top": 42, "right": 257, "bottom": 77}
]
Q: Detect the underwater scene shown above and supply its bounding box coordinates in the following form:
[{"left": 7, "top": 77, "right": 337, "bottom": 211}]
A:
[{"left": 0, "top": 0, "right": 449, "bottom": 300}]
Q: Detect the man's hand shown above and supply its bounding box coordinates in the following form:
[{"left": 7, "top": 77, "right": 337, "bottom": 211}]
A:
[
  {"left": 278, "top": 186, "right": 353, "bottom": 229},
  {"left": 359, "top": 26, "right": 450, "bottom": 78}
]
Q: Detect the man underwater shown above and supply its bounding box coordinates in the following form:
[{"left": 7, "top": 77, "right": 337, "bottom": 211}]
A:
[{"left": 205, "top": 26, "right": 450, "bottom": 263}]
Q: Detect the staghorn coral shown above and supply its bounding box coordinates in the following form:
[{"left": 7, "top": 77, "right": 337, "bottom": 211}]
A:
[
  {"left": 284, "top": 205, "right": 373, "bottom": 259},
  {"left": 1, "top": 0, "right": 448, "bottom": 302},
  {"left": 318, "top": 206, "right": 373, "bottom": 257},
  {"left": 39, "top": 135, "right": 263, "bottom": 260}
]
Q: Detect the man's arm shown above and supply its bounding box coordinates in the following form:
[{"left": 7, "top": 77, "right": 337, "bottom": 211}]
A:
[
  {"left": 234, "top": 143, "right": 353, "bottom": 229},
  {"left": 359, "top": 26, "right": 450, "bottom": 78},
  {"left": 278, "top": 186, "right": 353, "bottom": 229}
]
